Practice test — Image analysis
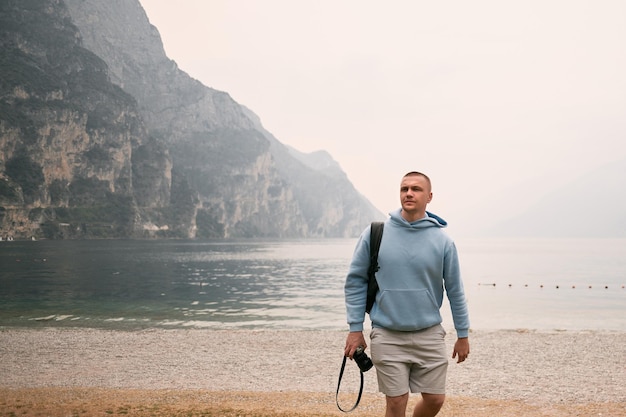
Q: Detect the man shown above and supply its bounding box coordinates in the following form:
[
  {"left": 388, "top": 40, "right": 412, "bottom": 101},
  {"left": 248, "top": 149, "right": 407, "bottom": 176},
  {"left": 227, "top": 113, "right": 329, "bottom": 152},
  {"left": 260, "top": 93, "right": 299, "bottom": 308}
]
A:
[{"left": 344, "top": 171, "right": 470, "bottom": 417}]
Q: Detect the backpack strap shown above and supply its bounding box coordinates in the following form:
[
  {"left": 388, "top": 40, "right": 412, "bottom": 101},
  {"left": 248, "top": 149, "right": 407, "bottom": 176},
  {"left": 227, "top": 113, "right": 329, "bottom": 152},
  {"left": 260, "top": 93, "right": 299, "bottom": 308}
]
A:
[{"left": 366, "top": 221, "right": 384, "bottom": 314}]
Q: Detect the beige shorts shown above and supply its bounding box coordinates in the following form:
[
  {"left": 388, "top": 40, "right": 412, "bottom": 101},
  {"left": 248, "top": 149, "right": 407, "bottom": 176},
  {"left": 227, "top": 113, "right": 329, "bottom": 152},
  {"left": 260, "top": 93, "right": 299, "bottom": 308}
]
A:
[{"left": 370, "top": 324, "right": 448, "bottom": 396}]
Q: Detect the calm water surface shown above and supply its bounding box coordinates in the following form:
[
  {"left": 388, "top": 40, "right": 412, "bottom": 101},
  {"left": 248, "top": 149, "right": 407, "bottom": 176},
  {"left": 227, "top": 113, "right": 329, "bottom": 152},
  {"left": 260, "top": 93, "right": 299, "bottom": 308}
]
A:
[{"left": 1, "top": 238, "right": 625, "bottom": 331}]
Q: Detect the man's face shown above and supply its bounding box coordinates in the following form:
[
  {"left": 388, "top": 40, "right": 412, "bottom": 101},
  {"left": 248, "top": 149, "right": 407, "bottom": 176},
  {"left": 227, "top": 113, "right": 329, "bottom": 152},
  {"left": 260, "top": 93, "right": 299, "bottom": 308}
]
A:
[{"left": 400, "top": 175, "right": 432, "bottom": 218}]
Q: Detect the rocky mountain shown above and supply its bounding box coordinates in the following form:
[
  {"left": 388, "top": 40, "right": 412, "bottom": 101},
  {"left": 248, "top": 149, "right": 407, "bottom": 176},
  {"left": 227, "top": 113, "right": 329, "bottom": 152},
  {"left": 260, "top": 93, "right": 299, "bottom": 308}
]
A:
[{"left": 0, "top": 0, "right": 384, "bottom": 239}]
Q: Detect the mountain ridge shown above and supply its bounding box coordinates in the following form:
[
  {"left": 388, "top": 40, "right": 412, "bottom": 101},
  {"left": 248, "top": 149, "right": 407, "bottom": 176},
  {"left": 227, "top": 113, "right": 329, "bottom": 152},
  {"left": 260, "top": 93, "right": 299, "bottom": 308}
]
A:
[
  {"left": 0, "top": 0, "right": 384, "bottom": 240},
  {"left": 453, "top": 157, "right": 626, "bottom": 238}
]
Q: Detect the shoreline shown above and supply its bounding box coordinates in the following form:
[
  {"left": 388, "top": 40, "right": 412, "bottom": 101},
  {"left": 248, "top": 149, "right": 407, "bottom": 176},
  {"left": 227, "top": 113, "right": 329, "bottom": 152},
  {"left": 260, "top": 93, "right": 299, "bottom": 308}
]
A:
[
  {"left": 1, "top": 388, "right": 624, "bottom": 417},
  {"left": 1, "top": 328, "right": 625, "bottom": 416}
]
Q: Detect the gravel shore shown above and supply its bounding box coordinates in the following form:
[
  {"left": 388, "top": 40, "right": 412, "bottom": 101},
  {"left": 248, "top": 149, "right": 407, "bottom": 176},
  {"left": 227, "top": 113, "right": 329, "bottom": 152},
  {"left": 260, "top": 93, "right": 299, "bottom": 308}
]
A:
[
  {"left": 0, "top": 328, "right": 626, "bottom": 403},
  {"left": 1, "top": 327, "right": 625, "bottom": 415}
]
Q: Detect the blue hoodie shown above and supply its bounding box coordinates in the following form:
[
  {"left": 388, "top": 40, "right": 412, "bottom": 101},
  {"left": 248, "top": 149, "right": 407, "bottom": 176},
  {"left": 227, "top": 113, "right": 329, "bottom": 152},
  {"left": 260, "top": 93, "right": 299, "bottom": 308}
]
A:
[{"left": 344, "top": 209, "right": 470, "bottom": 337}]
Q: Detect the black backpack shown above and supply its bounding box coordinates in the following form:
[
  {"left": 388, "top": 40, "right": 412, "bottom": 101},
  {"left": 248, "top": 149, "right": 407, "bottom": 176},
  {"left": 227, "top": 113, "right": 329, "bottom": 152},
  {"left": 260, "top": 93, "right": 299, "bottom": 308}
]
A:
[{"left": 365, "top": 222, "right": 384, "bottom": 314}]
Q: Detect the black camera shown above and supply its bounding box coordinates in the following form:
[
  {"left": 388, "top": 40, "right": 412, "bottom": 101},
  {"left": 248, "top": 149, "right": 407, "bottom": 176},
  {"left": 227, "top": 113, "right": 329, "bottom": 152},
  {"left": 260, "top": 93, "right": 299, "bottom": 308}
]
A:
[{"left": 353, "top": 346, "right": 373, "bottom": 372}]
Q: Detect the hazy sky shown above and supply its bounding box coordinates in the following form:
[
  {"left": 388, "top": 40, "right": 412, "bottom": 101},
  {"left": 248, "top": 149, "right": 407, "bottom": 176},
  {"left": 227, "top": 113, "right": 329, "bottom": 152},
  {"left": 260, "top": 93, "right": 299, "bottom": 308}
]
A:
[{"left": 138, "top": 0, "right": 626, "bottom": 226}]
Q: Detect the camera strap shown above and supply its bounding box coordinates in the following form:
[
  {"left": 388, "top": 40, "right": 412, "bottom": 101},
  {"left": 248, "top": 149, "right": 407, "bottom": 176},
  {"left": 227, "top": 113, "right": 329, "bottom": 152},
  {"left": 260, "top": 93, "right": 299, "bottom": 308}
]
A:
[{"left": 335, "top": 355, "right": 364, "bottom": 413}]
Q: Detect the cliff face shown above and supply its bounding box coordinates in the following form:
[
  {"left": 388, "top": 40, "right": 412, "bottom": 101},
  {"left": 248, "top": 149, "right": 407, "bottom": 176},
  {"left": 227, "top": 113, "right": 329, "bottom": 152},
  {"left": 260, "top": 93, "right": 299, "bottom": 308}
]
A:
[
  {"left": 0, "top": 0, "right": 383, "bottom": 239},
  {"left": 0, "top": 0, "right": 172, "bottom": 239}
]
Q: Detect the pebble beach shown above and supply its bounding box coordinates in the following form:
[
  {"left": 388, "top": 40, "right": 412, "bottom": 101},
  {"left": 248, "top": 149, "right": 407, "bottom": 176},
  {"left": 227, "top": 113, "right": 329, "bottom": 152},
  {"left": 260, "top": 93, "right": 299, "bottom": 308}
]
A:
[{"left": 1, "top": 327, "right": 625, "bottom": 416}]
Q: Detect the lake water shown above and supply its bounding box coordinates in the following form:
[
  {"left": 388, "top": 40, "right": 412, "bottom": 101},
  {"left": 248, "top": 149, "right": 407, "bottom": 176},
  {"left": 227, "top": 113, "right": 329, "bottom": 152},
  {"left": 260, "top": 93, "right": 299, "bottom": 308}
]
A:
[{"left": 1, "top": 238, "right": 625, "bottom": 332}]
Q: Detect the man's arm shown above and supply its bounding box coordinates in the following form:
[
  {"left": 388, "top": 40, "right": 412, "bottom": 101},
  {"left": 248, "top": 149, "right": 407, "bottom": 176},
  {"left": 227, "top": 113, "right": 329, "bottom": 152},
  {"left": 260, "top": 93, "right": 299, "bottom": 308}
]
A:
[
  {"left": 443, "top": 241, "right": 470, "bottom": 338},
  {"left": 344, "top": 231, "right": 371, "bottom": 332},
  {"left": 344, "top": 229, "right": 372, "bottom": 357}
]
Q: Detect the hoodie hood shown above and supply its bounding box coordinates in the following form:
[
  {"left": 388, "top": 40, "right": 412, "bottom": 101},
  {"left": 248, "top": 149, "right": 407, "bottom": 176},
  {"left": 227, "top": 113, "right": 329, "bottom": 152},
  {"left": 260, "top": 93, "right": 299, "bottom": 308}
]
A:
[{"left": 389, "top": 208, "right": 448, "bottom": 229}]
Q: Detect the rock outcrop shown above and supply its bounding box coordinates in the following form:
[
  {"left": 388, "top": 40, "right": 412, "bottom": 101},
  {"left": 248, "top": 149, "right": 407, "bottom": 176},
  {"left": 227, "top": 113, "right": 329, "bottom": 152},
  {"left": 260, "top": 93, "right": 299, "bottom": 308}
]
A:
[{"left": 0, "top": 0, "right": 383, "bottom": 239}]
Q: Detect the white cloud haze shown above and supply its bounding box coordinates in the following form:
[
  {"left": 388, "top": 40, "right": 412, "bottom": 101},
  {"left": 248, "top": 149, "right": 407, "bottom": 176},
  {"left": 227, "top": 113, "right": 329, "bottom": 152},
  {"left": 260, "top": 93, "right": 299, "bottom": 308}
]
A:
[{"left": 139, "top": 0, "right": 626, "bottom": 231}]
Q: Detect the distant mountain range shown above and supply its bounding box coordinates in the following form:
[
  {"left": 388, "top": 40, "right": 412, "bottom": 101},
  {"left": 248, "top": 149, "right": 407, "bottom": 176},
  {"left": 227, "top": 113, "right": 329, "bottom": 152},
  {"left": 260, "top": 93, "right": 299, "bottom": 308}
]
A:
[
  {"left": 0, "top": 0, "right": 383, "bottom": 239},
  {"left": 457, "top": 157, "right": 626, "bottom": 237},
  {"left": 2, "top": 0, "right": 621, "bottom": 240}
]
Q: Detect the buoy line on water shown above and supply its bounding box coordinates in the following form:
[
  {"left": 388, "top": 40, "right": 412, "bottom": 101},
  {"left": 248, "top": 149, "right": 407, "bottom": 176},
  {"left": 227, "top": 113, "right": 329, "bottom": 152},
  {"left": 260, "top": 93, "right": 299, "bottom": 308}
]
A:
[{"left": 478, "top": 283, "right": 625, "bottom": 289}]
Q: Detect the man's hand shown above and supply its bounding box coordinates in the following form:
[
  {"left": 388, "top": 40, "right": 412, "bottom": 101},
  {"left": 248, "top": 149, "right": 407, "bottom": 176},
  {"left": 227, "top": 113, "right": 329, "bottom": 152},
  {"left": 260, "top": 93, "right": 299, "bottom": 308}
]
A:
[
  {"left": 452, "top": 337, "right": 470, "bottom": 363},
  {"left": 344, "top": 331, "right": 367, "bottom": 359}
]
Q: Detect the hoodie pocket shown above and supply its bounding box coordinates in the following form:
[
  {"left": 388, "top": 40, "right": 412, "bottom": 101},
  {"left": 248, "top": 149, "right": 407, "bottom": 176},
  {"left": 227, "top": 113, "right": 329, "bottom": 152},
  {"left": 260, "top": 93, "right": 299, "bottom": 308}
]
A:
[{"left": 374, "top": 288, "right": 442, "bottom": 331}]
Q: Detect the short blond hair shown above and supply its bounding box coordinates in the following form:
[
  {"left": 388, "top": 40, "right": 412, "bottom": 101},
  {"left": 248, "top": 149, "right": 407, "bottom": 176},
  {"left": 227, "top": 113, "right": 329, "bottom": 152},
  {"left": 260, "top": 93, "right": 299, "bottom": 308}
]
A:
[{"left": 403, "top": 171, "right": 431, "bottom": 189}]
